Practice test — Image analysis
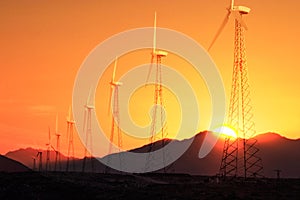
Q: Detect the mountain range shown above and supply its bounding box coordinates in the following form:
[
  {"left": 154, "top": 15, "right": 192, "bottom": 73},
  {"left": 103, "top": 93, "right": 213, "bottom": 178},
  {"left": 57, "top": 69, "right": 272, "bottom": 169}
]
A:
[{"left": 3, "top": 132, "right": 300, "bottom": 178}]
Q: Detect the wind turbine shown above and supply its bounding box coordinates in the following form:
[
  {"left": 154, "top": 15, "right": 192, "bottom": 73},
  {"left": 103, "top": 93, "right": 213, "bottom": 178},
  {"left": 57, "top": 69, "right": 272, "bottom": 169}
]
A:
[
  {"left": 105, "top": 57, "right": 123, "bottom": 173},
  {"left": 66, "top": 106, "right": 75, "bottom": 172},
  {"left": 45, "top": 127, "right": 51, "bottom": 171},
  {"left": 144, "top": 12, "right": 168, "bottom": 173},
  {"left": 36, "top": 151, "right": 43, "bottom": 172},
  {"left": 54, "top": 114, "right": 61, "bottom": 171},
  {"left": 208, "top": 0, "right": 250, "bottom": 51},
  {"left": 209, "top": 0, "right": 263, "bottom": 179},
  {"left": 145, "top": 11, "right": 168, "bottom": 85},
  {"left": 82, "top": 89, "right": 94, "bottom": 172}
]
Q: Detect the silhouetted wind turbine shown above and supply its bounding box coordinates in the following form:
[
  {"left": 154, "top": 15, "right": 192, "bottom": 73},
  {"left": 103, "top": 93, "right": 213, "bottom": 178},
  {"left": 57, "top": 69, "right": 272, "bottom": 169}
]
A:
[
  {"left": 66, "top": 106, "right": 75, "bottom": 172},
  {"left": 82, "top": 89, "right": 94, "bottom": 172},
  {"left": 36, "top": 151, "right": 43, "bottom": 172},
  {"left": 54, "top": 114, "right": 61, "bottom": 171},
  {"left": 209, "top": 0, "right": 263, "bottom": 179},
  {"left": 145, "top": 11, "right": 168, "bottom": 86},
  {"left": 105, "top": 57, "right": 123, "bottom": 173},
  {"left": 208, "top": 0, "right": 249, "bottom": 51},
  {"left": 145, "top": 11, "right": 169, "bottom": 173}
]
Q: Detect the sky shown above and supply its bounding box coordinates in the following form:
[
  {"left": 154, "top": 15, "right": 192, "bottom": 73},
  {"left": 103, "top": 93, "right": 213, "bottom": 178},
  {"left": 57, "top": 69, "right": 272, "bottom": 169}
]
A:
[{"left": 0, "top": 0, "right": 299, "bottom": 157}]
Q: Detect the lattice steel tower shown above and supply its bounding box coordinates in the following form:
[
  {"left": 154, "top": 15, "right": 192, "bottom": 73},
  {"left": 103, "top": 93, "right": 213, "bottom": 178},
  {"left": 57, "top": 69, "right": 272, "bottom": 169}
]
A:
[
  {"left": 54, "top": 114, "right": 61, "bottom": 171},
  {"left": 144, "top": 12, "right": 169, "bottom": 173},
  {"left": 105, "top": 57, "right": 123, "bottom": 173},
  {"left": 217, "top": 3, "right": 263, "bottom": 179},
  {"left": 82, "top": 91, "right": 94, "bottom": 172},
  {"left": 66, "top": 106, "right": 75, "bottom": 172}
]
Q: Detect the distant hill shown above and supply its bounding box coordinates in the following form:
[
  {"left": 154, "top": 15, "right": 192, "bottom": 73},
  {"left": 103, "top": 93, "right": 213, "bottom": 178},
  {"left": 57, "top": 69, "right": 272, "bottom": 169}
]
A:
[
  {"left": 5, "top": 132, "right": 300, "bottom": 177},
  {"left": 254, "top": 132, "right": 300, "bottom": 178},
  {"left": 172, "top": 132, "right": 300, "bottom": 178},
  {"left": 104, "top": 131, "right": 300, "bottom": 178},
  {"left": 0, "top": 155, "right": 30, "bottom": 172},
  {"left": 5, "top": 147, "right": 105, "bottom": 172},
  {"left": 5, "top": 147, "right": 71, "bottom": 170}
]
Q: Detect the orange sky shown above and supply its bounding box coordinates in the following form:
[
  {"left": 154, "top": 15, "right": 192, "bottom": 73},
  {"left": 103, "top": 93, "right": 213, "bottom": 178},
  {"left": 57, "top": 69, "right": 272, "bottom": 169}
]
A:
[{"left": 0, "top": 0, "right": 299, "bottom": 157}]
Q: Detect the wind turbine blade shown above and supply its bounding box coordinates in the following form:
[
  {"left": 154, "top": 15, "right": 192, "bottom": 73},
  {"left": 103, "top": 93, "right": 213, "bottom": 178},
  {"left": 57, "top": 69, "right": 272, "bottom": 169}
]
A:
[
  {"left": 153, "top": 11, "right": 157, "bottom": 53},
  {"left": 108, "top": 86, "right": 113, "bottom": 115},
  {"left": 233, "top": 11, "right": 248, "bottom": 30},
  {"left": 67, "top": 105, "right": 71, "bottom": 122},
  {"left": 112, "top": 57, "right": 118, "bottom": 83},
  {"left": 83, "top": 108, "right": 87, "bottom": 133},
  {"left": 208, "top": 11, "right": 231, "bottom": 51},
  {"left": 51, "top": 145, "right": 56, "bottom": 152},
  {"left": 145, "top": 55, "right": 154, "bottom": 87},
  {"left": 230, "top": 0, "right": 234, "bottom": 10},
  {"left": 87, "top": 87, "right": 92, "bottom": 106},
  {"left": 66, "top": 123, "right": 69, "bottom": 142},
  {"left": 55, "top": 113, "right": 58, "bottom": 134}
]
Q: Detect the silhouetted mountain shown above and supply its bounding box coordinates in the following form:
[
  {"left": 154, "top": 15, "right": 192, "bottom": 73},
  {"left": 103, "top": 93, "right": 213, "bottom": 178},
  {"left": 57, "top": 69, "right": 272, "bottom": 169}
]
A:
[
  {"left": 254, "top": 132, "right": 300, "bottom": 178},
  {"left": 105, "top": 131, "right": 300, "bottom": 178},
  {"left": 5, "top": 147, "right": 72, "bottom": 170},
  {"left": 0, "top": 155, "right": 30, "bottom": 172},
  {"left": 6, "top": 132, "right": 300, "bottom": 177},
  {"left": 129, "top": 131, "right": 224, "bottom": 175},
  {"left": 5, "top": 147, "right": 106, "bottom": 172}
]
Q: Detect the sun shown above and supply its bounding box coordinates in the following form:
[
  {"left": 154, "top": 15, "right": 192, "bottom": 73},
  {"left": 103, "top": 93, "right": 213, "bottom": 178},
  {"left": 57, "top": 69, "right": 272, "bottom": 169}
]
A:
[{"left": 213, "top": 125, "right": 238, "bottom": 138}]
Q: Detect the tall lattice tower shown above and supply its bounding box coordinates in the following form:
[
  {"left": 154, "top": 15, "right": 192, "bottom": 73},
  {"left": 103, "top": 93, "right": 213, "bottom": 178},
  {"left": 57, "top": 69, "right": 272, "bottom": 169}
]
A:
[
  {"left": 82, "top": 90, "right": 94, "bottom": 172},
  {"left": 66, "top": 106, "right": 76, "bottom": 172},
  {"left": 105, "top": 58, "right": 123, "bottom": 173},
  {"left": 209, "top": 1, "right": 263, "bottom": 179},
  {"left": 145, "top": 12, "right": 169, "bottom": 173}
]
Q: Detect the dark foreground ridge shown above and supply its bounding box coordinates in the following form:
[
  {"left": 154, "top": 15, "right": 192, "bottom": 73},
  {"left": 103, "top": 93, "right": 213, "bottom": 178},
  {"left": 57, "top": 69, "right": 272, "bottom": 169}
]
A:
[{"left": 0, "top": 172, "right": 299, "bottom": 200}]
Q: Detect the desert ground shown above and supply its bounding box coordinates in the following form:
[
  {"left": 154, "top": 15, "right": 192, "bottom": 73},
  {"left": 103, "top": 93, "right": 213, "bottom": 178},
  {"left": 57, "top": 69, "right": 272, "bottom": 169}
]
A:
[{"left": 0, "top": 172, "right": 299, "bottom": 200}]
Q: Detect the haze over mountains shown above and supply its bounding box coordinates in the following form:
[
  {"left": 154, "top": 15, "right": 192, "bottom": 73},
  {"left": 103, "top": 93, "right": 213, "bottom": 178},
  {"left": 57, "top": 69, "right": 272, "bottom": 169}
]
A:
[
  {"left": 3, "top": 132, "right": 300, "bottom": 178},
  {"left": 5, "top": 147, "right": 71, "bottom": 170}
]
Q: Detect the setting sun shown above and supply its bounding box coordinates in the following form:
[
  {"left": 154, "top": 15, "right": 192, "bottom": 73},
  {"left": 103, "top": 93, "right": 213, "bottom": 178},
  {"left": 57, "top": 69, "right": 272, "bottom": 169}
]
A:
[{"left": 213, "top": 125, "right": 238, "bottom": 138}]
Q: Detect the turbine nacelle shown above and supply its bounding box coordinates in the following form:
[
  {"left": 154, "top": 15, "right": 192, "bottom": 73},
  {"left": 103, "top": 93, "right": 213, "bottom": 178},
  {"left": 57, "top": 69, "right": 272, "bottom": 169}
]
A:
[
  {"left": 67, "top": 119, "right": 75, "bottom": 124},
  {"left": 85, "top": 104, "right": 94, "bottom": 109},
  {"left": 110, "top": 81, "right": 122, "bottom": 87},
  {"left": 232, "top": 5, "right": 250, "bottom": 15},
  {"left": 153, "top": 50, "right": 168, "bottom": 57}
]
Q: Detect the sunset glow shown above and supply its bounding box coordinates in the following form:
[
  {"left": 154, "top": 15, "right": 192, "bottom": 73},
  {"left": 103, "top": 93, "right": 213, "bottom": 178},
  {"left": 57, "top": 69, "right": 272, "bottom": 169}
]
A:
[
  {"left": 0, "top": 0, "right": 299, "bottom": 157},
  {"left": 213, "top": 125, "right": 238, "bottom": 139}
]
